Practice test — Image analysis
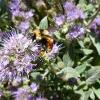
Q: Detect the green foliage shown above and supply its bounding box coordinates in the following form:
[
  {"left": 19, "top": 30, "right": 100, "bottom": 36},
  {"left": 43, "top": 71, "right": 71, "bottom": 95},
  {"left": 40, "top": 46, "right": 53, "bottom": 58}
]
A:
[
  {"left": 89, "top": 33, "right": 100, "bottom": 56},
  {"left": 86, "top": 67, "right": 100, "bottom": 84},
  {"left": 39, "top": 16, "right": 48, "bottom": 29}
]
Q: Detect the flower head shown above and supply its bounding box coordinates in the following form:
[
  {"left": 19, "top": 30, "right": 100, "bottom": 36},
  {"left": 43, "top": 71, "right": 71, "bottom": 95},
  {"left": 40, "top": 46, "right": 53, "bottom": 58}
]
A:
[
  {"left": 9, "top": 0, "right": 20, "bottom": 9},
  {"left": 30, "top": 83, "right": 39, "bottom": 92},
  {"left": 63, "top": 2, "right": 85, "bottom": 21},
  {"left": 9, "top": 0, "right": 34, "bottom": 32},
  {"left": 47, "top": 44, "right": 61, "bottom": 59},
  {"left": 18, "top": 21, "right": 30, "bottom": 32},
  {"left": 63, "top": 2, "right": 75, "bottom": 12},
  {"left": 67, "top": 9, "right": 85, "bottom": 21},
  {"left": 13, "top": 87, "right": 33, "bottom": 100},
  {"left": 0, "top": 30, "right": 40, "bottom": 83},
  {"left": 54, "top": 15, "right": 65, "bottom": 26},
  {"left": 68, "top": 25, "right": 85, "bottom": 39}
]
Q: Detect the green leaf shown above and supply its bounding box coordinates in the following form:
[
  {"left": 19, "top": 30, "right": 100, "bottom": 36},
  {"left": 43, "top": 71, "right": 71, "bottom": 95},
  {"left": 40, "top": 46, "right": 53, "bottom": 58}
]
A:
[
  {"left": 31, "top": 72, "right": 42, "bottom": 81},
  {"left": 90, "top": 90, "right": 95, "bottom": 100},
  {"left": 89, "top": 34, "right": 100, "bottom": 56},
  {"left": 39, "top": 16, "right": 48, "bottom": 29},
  {"left": 86, "top": 67, "right": 100, "bottom": 77},
  {"left": 57, "top": 67, "right": 80, "bottom": 81},
  {"left": 79, "top": 90, "right": 91, "bottom": 100},
  {"left": 81, "top": 48, "right": 93, "bottom": 55},
  {"left": 86, "top": 67, "right": 100, "bottom": 84},
  {"left": 84, "top": 91, "right": 92, "bottom": 100},
  {"left": 75, "top": 62, "right": 87, "bottom": 74},
  {"left": 79, "top": 0, "right": 87, "bottom": 4},
  {"left": 93, "top": 88, "right": 100, "bottom": 100},
  {"left": 86, "top": 4, "right": 95, "bottom": 12},
  {"left": 63, "top": 53, "right": 74, "bottom": 67},
  {"left": 51, "top": 61, "right": 64, "bottom": 72},
  {"left": 78, "top": 40, "right": 85, "bottom": 48},
  {"left": 54, "top": 31, "right": 61, "bottom": 40},
  {"left": 57, "top": 62, "right": 64, "bottom": 69}
]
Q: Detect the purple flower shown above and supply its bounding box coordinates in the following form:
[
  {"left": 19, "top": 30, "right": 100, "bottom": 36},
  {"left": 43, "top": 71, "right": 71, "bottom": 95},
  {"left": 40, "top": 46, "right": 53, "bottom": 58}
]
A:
[
  {"left": 9, "top": 0, "right": 20, "bottom": 16},
  {"left": 18, "top": 21, "right": 30, "bottom": 32},
  {"left": 54, "top": 15, "right": 65, "bottom": 26},
  {"left": 63, "top": 2, "right": 75, "bottom": 12},
  {"left": 47, "top": 44, "right": 61, "bottom": 59},
  {"left": 25, "top": 10, "right": 34, "bottom": 19},
  {"left": 68, "top": 25, "right": 85, "bottom": 39},
  {"left": 0, "top": 30, "right": 40, "bottom": 83},
  {"left": 13, "top": 87, "right": 33, "bottom": 100},
  {"left": 36, "top": 95, "right": 45, "bottom": 100},
  {"left": 0, "top": 91, "right": 3, "bottom": 97},
  {"left": 9, "top": 0, "right": 34, "bottom": 32},
  {"left": 67, "top": 9, "right": 85, "bottom": 21},
  {"left": 9, "top": 0, "right": 20, "bottom": 10},
  {"left": 30, "top": 83, "right": 39, "bottom": 92},
  {"left": 90, "top": 17, "right": 100, "bottom": 36},
  {"left": 12, "top": 76, "right": 22, "bottom": 86},
  {"left": 63, "top": 2, "right": 85, "bottom": 21}
]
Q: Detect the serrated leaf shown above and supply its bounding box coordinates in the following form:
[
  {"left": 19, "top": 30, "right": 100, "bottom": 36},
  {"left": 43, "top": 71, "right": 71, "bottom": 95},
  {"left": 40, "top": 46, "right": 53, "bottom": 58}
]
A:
[
  {"left": 86, "top": 74, "right": 100, "bottom": 85},
  {"left": 93, "top": 88, "right": 100, "bottom": 99},
  {"left": 90, "top": 90, "right": 95, "bottom": 100},
  {"left": 86, "top": 67, "right": 100, "bottom": 77},
  {"left": 81, "top": 48, "right": 93, "bottom": 55},
  {"left": 63, "top": 53, "right": 74, "bottom": 67},
  {"left": 86, "top": 67, "right": 100, "bottom": 84},
  {"left": 39, "top": 16, "right": 48, "bottom": 29},
  {"left": 79, "top": 90, "right": 91, "bottom": 100},
  {"left": 75, "top": 62, "right": 87, "bottom": 74},
  {"left": 78, "top": 40, "right": 85, "bottom": 48},
  {"left": 84, "top": 91, "right": 92, "bottom": 100},
  {"left": 89, "top": 34, "right": 100, "bottom": 56},
  {"left": 57, "top": 67, "right": 80, "bottom": 81},
  {"left": 54, "top": 31, "right": 61, "bottom": 40}
]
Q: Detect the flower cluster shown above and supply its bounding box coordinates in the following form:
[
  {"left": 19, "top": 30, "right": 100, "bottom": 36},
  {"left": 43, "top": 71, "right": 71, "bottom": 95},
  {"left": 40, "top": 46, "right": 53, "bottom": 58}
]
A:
[
  {"left": 53, "top": 1, "right": 85, "bottom": 39},
  {"left": 0, "top": 30, "right": 40, "bottom": 84},
  {"left": 54, "top": 15, "right": 65, "bottom": 26},
  {"left": 13, "top": 83, "right": 39, "bottom": 100},
  {"left": 54, "top": 2, "right": 85, "bottom": 27},
  {"left": 12, "top": 83, "right": 39, "bottom": 100},
  {"left": 64, "top": 2, "right": 85, "bottom": 21},
  {"left": 90, "top": 17, "right": 100, "bottom": 36},
  {"left": 9, "top": 0, "right": 34, "bottom": 32},
  {"left": 68, "top": 25, "right": 85, "bottom": 39}
]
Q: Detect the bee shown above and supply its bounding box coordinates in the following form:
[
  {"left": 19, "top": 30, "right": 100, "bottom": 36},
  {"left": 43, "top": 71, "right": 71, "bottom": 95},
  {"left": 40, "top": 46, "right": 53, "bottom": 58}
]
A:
[{"left": 32, "top": 28, "right": 54, "bottom": 52}]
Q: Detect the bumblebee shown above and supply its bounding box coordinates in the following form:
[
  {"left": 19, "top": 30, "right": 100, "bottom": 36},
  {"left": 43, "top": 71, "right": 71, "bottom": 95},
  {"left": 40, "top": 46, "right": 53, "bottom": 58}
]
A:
[{"left": 32, "top": 28, "right": 54, "bottom": 52}]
